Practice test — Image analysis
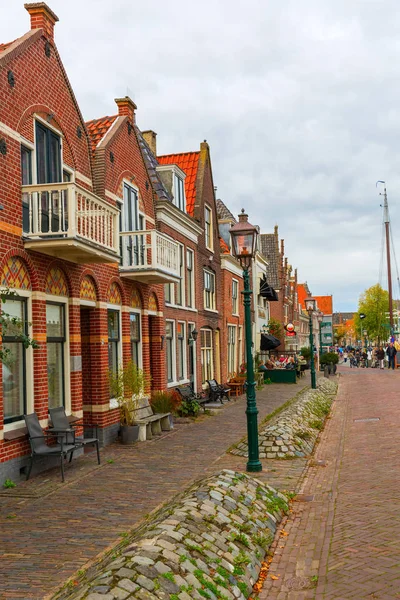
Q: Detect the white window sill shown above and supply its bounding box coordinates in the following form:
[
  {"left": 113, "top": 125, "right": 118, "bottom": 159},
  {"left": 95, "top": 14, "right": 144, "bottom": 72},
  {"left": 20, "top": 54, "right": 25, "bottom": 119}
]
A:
[
  {"left": 204, "top": 308, "right": 219, "bottom": 314},
  {"left": 167, "top": 381, "right": 179, "bottom": 388}
]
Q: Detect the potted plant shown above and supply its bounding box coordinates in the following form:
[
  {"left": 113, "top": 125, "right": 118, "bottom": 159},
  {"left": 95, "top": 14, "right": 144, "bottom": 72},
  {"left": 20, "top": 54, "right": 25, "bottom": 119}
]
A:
[
  {"left": 108, "top": 360, "right": 151, "bottom": 444},
  {"left": 320, "top": 352, "right": 339, "bottom": 374}
]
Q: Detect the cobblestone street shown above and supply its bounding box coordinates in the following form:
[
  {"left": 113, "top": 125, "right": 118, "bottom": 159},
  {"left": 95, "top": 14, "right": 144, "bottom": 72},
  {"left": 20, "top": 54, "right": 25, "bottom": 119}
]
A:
[
  {"left": 259, "top": 366, "right": 400, "bottom": 600},
  {"left": 0, "top": 380, "right": 309, "bottom": 600}
]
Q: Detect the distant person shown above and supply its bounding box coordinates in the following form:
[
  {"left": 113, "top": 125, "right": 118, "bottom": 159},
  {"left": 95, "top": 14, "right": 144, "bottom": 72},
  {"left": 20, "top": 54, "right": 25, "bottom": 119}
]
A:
[
  {"left": 386, "top": 343, "right": 397, "bottom": 370},
  {"left": 258, "top": 362, "right": 268, "bottom": 372},
  {"left": 376, "top": 347, "right": 385, "bottom": 370},
  {"left": 343, "top": 350, "right": 348, "bottom": 363},
  {"left": 367, "top": 348, "right": 372, "bottom": 367}
]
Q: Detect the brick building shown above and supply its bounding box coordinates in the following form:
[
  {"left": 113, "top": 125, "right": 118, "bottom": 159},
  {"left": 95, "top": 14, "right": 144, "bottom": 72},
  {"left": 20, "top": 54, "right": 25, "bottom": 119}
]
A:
[{"left": 0, "top": 3, "right": 247, "bottom": 482}]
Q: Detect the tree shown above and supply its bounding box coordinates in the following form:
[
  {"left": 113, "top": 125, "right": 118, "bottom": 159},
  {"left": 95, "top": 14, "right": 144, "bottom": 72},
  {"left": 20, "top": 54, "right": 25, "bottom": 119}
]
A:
[
  {"left": 0, "top": 290, "right": 38, "bottom": 365},
  {"left": 334, "top": 324, "right": 347, "bottom": 345},
  {"left": 355, "top": 284, "right": 389, "bottom": 344},
  {"left": 267, "top": 317, "right": 283, "bottom": 342}
]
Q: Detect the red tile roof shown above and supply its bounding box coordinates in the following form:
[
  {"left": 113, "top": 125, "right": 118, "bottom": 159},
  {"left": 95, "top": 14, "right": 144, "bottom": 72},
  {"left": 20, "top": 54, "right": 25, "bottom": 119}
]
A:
[
  {"left": 297, "top": 284, "right": 309, "bottom": 310},
  {"left": 0, "top": 41, "right": 14, "bottom": 52},
  {"left": 314, "top": 295, "right": 333, "bottom": 315},
  {"left": 157, "top": 152, "right": 199, "bottom": 216},
  {"left": 220, "top": 237, "right": 230, "bottom": 254},
  {"left": 86, "top": 115, "right": 117, "bottom": 154}
]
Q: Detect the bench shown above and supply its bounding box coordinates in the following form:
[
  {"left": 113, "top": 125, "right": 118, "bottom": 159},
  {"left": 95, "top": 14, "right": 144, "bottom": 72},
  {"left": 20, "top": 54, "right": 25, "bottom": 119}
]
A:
[
  {"left": 263, "top": 369, "right": 297, "bottom": 384},
  {"left": 132, "top": 397, "right": 172, "bottom": 441},
  {"left": 207, "top": 379, "right": 231, "bottom": 403},
  {"left": 176, "top": 385, "right": 208, "bottom": 411}
]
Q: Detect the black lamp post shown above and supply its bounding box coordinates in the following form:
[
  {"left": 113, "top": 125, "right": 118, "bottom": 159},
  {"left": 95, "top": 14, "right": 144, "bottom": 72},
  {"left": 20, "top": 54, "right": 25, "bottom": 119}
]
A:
[
  {"left": 305, "top": 298, "right": 317, "bottom": 389},
  {"left": 230, "top": 210, "right": 262, "bottom": 473}
]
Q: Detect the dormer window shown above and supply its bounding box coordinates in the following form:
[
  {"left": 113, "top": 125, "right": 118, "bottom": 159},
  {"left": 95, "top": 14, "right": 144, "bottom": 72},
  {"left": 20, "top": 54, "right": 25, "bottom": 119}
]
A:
[{"left": 173, "top": 174, "right": 185, "bottom": 212}]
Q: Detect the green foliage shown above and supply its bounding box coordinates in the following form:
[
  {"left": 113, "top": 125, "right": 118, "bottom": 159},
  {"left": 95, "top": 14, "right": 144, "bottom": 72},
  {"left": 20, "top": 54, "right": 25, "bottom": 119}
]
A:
[
  {"left": 308, "top": 418, "right": 324, "bottom": 430},
  {"left": 267, "top": 317, "right": 283, "bottom": 341},
  {"left": 178, "top": 397, "right": 200, "bottom": 417},
  {"left": 3, "top": 478, "right": 16, "bottom": 489},
  {"left": 0, "top": 290, "right": 38, "bottom": 365},
  {"left": 150, "top": 390, "right": 180, "bottom": 413},
  {"left": 162, "top": 571, "right": 176, "bottom": 582},
  {"left": 231, "top": 532, "right": 250, "bottom": 548},
  {"left": 107, "top": 360, "right": 151, "bottom": 425},
  {"left": 300, "top": 346, "right": 311, "bottom": 360},
  {"left": 355, "top": 283, "right": 389, "bottom": 343},
  {"left": 320, "top": 352, "right": 338, "bottom": 365}
]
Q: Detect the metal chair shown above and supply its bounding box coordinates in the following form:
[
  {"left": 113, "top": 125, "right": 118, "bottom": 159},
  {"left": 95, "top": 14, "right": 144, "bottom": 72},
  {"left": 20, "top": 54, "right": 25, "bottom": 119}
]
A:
[
  {"left": 49, "top": 407, "right": 100, "bottom": 465},
  {"left": 207, "top": 379, "right": 231, "bottom": 403},
  {"left": 24, "top": 412, "right": 78, "bottom": 482}
]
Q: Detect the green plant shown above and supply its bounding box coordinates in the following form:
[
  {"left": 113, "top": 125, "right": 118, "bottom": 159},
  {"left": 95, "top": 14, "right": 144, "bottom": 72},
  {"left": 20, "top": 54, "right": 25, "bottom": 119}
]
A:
[
  {"left": 309, "top": 418, "right": 323, "bottom": 430},
  {"left": 106, "top": 459, "right": 115, "bottom": 464},
  {"left": 237, "top": 581, "right": 249, "bottom": 596},
  {"left": 178, "top": 397, "right": 200, "bottom": 417},
  {"left": 150, "top": 390, "right": 177, "bottom": 413},
  {"left": 0, "top": 290, "right": 39, "bottom": 366},
  {"left": 267, "top": 317, "right": 283, "bottom": 341},
  {"left": 162, "top": 571, "right": 176, "bottom": 583},
  {"left": 108, "top": 360, "right": 151, "bottom": 425},
  {"left": 300, "top": 346, "right": 311, "bottom": 360},
  {"left": 3, "top": 478, "right": 16, "bottom": 489},
  {"left": 253, "top": 532, "right": 273, "bottom": 547},
  {"left": 320, "top": 352, "right": 339, "bottom": 366},
  {"left": 231, "top": 532, "right": 250, "bottom": 548}
]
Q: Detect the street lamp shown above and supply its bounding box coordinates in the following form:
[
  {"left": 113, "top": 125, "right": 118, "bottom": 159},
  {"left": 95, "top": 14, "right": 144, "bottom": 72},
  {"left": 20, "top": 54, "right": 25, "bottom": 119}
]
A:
[
  {"left": 316, "top": 311, "right": 324, "bottom": 362},
  {"left": 230, "top": 209, "right": 262, "bottom": 473},
  {"left": 305, "top": 298, "right": 317, "bottom": 389},
  {"left": 363, "top": 329, "right": 367, "bottom": 350}
]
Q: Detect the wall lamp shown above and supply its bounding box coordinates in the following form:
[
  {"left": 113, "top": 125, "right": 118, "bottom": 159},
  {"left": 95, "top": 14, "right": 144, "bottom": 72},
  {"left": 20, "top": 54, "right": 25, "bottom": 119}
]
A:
[
  {"left": 188, "top": 328, "right": 198, "bottom": 345},
  {"left": 160, "top": 335, "right": 165, "bottom": 350}
]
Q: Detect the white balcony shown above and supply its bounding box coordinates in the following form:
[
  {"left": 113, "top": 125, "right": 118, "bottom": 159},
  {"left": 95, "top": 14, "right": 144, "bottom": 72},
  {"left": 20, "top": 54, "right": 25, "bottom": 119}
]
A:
[
  {"left": 119, "top": 230, "right": 180, "bottom": 284},
  {"left": 22, "top": 182, "right": 120, "bottom": 264}
]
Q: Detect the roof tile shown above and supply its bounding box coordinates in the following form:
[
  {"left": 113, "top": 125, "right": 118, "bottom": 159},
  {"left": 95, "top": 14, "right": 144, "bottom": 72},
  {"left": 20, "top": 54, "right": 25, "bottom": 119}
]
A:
[
  {"left": 86, "top": 115, "right": 117, "bottom": 154},
  {"left": 157, "top": 152, "right": 200, "bottom": 217}
]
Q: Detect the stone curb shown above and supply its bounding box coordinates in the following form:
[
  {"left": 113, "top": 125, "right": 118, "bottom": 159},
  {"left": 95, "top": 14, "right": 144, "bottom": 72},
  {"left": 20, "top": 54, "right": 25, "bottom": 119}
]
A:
[
  {"left": 232, "top": 379, "right": 338, "bottom": 459},
  {"left": 53, "top": 470, "right": 290, "bottom": 600}
]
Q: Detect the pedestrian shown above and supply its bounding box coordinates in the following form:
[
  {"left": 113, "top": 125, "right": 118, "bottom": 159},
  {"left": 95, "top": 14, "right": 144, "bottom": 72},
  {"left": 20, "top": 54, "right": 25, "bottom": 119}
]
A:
[
  {"left": 386, "top": 342, "right": 397, "bottom": 370},
  {"left": 367, "top": 348, "right": 372, "bottom": 367},
  {"left": 343, "top": 350, "right": 348, "bottom": 363},
  {"left": 376, "top": 347, "right": 385, "bottom": 369}
]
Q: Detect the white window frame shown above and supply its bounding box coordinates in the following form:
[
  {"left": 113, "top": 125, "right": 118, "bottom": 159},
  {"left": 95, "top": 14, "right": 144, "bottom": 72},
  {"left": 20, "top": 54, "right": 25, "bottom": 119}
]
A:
[
  {"left": 46, "top": 294, "right": 71, "bottom": 415},
  {"left": 129, "top": 309, "right": 142, "bottom": 369},
  {"left": 2, "top": 288, "right": 35, "bottom": 431},
  {"left": 108, "top": 306, "right": 122, "bottom": 407},
  {"left": 173, "top": 173, "right": 186, "bottom": 212},
  {"left": 176, "top": 243, "right": 185, "bottom": 307},
  {"left": 200, "top": 328, "right": 214, "bottom": 383},
  {"left": 205, "top": 205, "right": 213, "bottom": 251},
  {"left": 227, "top": 324, "right": 237, "bottom": 378},
  {"left": 177, "top": 321, "right": 187, "bottom": 381},
  {"left": 33, "top": 115, "right": 75, "bottom": 185},
  {"left": 204, "top": 269, "right": 216, "bottom": 311},
  {"left": 186, "top": 248, "right": 195, "bottom": 309},
  {"left": 232, "top": 279, "right": 239, "bottom": 315},
  {"left": 166, "top": 320, "right": 176, "bottom": 386}
]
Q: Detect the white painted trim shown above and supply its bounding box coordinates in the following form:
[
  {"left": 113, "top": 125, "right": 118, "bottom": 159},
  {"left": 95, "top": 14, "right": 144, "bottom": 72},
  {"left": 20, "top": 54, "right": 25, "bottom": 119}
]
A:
[
  {"left": 166, "top": 319, "right": 177, "bottom": 384},
  {"left": 75, "top": 171, "right": 92, "bottom": 186},
  {"left": 46, "top": 295, "right": 71, "bottom": 415},
  {"left": 156, "top": 163, "right": 187, "bottom": 180},
  {"left": 79, "top": 299, "right": 96, "bottom": 308},
  {"left": 34, "top": 114, "right": 63, "bottom": 137},
  {"left": 143, "top": 309, "right": 163, "bottom": 317},
  {"left": 0, "top": 120, "right": 22, "bottom": 142},
  {"left": 96, "top": 117, "right": 119, "bottom": 148},
  {"left": 221, "top": 256, "right": 243, "bottom": 277},
  {"left": 157, "top": 211, "right": 200, "bottom": 243},
  {"left": 105, "top": 189, "right": 122, "bottom": 203},
  {"left": 177, "top": 320, "right": 187, "bottom": 381}
]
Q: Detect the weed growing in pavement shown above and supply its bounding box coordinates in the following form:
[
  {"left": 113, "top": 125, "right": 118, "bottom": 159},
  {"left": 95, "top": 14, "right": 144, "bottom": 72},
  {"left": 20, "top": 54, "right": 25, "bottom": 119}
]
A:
[
  {"left": 230, "top": 532, "right": 251, "bottom": 548},
  {"left": 162, "top": 571, "right": 176, "bottom": 583},
  {"left": 253, "top": 532, "right": 273, "bottom": 547},
  {"left": 308, "top": 419, "right": 323, "bottom": 430},
  {"left": 3, "top": 478, "right": 16, "bottom": 488},
  {"left": 106, "top": 459, "right": 114, "bottom": 464}
]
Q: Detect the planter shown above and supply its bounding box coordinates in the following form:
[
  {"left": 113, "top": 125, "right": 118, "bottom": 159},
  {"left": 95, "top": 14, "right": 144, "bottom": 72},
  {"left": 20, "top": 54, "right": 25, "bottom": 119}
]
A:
[{"left": 120, "top": 424, "right": 139, "bottom": 444}]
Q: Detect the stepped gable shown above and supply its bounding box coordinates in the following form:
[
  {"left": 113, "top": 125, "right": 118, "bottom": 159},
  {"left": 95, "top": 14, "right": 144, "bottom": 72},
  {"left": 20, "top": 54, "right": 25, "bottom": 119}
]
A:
[{"left": 157, "top": 152, "right": 200, "bottom": 216}]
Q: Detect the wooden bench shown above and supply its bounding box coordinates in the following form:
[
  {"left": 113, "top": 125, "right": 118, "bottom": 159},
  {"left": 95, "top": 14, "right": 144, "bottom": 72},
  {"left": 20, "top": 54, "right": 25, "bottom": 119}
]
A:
[
  {"left": 132, "top": 397, "right": 172, "bottom": 441},
  {"left": 207, "top": 379, "right": 231, "bottom": 403}
]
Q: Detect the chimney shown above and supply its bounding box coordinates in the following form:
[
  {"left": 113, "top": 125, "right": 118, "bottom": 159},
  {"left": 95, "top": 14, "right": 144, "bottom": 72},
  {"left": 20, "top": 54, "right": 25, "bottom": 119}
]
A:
[
  {"left": 142, "top": 130, "right": 157, "bottom": 156},
  {"left": 24, "top": 3, "right": 59, "bottom": 41},
  {"left": 115, "top": 96, "right": 137, "bottom": 123}
]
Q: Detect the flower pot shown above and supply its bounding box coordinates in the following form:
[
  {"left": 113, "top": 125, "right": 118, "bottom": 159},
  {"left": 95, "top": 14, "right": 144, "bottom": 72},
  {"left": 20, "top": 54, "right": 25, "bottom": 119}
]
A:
[{"left": 120, "top": 424, "right": 139, "bottom": 444}]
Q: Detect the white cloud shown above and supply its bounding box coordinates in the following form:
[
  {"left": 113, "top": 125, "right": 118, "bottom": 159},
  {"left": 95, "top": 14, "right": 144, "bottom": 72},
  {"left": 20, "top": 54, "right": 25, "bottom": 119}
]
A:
[{"left": 2, "top": 0, "right": 400, "bottom": 310}]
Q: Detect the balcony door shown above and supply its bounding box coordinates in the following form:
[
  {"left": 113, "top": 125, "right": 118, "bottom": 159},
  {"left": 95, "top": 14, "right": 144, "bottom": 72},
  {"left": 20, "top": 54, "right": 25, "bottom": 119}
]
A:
[
  {"left": 120, "top": 184, "right": 143, "bottom": 267},
  {"left": 35, "top": 122, "right": 64, "bottom": 234}
]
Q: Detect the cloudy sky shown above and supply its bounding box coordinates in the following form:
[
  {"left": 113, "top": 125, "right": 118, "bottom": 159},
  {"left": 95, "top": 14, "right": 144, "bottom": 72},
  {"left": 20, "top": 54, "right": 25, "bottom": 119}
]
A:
[{"left": 2, "top": 0, "right": 400, "bottom": 311}]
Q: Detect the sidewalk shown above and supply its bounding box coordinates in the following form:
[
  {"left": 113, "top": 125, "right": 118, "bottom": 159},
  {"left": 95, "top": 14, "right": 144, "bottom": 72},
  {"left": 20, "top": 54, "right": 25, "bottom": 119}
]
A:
[
  {"left": 259, "top": 366, "right": 400, "bottom": 599},
  {"left": 0, "top": 379, "right": 310, "bottom": 600}
]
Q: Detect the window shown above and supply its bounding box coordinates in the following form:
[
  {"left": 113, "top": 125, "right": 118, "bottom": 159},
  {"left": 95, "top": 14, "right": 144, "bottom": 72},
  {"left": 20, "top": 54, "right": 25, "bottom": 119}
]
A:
[
  {"left": 47, "top": 303, "right": 65, "bottom": 409},
  {"left": 173, "top": 174, "right": 185, "bottom": 211},
  {"left": 164, "top": 283, "right": 172, "bottom": 304},
  {"left": 176, "top": 245, "right": 184, "bottom": 306},
  {"left": 36, "top": 121, "right": 61, "bottom": 184},
  {"left": 232, "top": 280, "right": 238, "bottom": 314},
  {"left": 108, "top": 310, "right": 120, "bottom": 382},
  {"left": 200, "top": 328, "right": 213, "bottom": 382},
  {"left": 130, "top": 313, "right": 141, "bottom": 367},
  {"left": 166, "top": 321, "right": 175, "bottom": 383},
  {"left": 204, "top": 269, "right": 215, "bottom": 310},
  {"left": 120, "top": 184, "right": 143, "bottom": 267},
  {"left": 21, "top": 146, "right": 32, "bottom": 234},
  {"left": 227, "top": 325, "right": 237, "bottom": 377},
  {"left": 186, "top": 249, "right": 194, "bottom": 308},
  {"left": 205, "top": 205, "right": 213, "bottom": 249},
  {"left": 2, "top": 298, "right": 27, "bottom": 424},
  {"left": 177, "top": 322, "right": 186, "bottom": 380}
]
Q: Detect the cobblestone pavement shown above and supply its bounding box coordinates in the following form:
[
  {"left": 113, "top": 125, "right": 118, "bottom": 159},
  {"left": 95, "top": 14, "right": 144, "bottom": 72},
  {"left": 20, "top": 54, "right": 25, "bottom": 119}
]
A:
[
  {"left": 259, "top": 367, "right": 400, "bottom": 600},
  {"left": 0, "top": 378, "right": 311, "bottom": 600}
]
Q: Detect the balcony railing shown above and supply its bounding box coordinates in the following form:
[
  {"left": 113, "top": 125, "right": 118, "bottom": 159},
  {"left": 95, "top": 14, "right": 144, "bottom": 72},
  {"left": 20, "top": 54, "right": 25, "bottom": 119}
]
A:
[
  {"left": 22, "top": 182, "right": 120, "bottom": 263},
  {"left": 119, "top": 230, "right": 180, "bottom": 283}
]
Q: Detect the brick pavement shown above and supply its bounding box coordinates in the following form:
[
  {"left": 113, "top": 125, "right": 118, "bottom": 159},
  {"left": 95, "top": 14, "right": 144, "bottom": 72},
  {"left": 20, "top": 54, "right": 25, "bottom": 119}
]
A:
[
  {"left": 259, "top": 367, "right": 400, "bottom": 600},
  {"left": 0, "top": 379, "right": 310, "bottom": 600}
]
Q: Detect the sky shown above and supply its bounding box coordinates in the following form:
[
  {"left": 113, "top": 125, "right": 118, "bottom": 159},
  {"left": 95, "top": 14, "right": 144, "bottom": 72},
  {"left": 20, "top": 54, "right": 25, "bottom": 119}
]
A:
[{"left": 2, "top": 0, "right": 400, "bottom": 311}]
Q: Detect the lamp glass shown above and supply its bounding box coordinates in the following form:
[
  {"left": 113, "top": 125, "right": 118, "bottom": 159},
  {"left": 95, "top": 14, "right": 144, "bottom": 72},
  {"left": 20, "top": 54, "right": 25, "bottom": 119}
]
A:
[{"left": 305, "top": 298, "right": 316, "bottom": 313}]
